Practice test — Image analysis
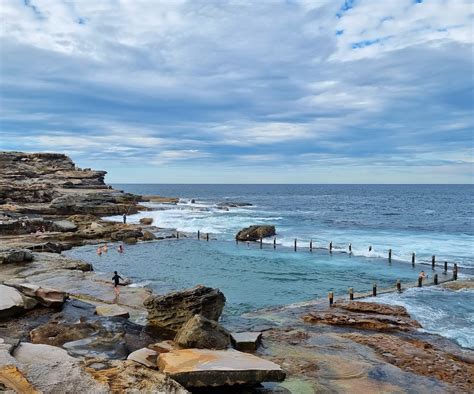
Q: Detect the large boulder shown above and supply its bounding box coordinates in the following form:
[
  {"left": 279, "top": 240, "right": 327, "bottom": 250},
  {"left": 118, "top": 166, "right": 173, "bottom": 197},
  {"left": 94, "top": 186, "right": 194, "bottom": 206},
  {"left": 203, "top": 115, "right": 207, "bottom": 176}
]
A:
[
  {"left": 5, "top": 282, "right": 67, "bottom": 307},
  {"left": 141, "top": 230, "right": 156, "bottom": 241},
  {"left": 144, "top": 285, "right": 226, "bottom": 337},
  {"left": 235, "top": 225, "right": 275, "bottom": 241},
  {"left": 0, "top": 249, "right": 34, "bottom": 264},
  {"left": 139, "top": 217, "right": 154, "bottom": 225},
  {"left": 174, "top": 315, "right": 230, "bottom": 350},
  {"left": 0, "top": 285, "right": 27, "bottom": 318},
  {"left": 158, "top": 349, "right": 286, "bottom": 387},
  {"left": 12, "top": 342, "right": 107, "bottom": 392},
  {"left": 52, "top": 220, "right": 78, "bottom": 232}
]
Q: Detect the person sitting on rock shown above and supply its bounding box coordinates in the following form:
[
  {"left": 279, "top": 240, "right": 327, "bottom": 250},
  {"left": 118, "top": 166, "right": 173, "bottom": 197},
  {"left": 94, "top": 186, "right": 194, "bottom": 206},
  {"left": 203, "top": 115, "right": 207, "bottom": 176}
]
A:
[{"left": 112, "top": 271, "right": 123, "bottom": 296}]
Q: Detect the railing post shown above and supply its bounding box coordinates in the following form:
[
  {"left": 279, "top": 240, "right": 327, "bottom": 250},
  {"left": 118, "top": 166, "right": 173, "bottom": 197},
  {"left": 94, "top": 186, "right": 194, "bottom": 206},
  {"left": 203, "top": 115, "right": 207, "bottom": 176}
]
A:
[
  {"left": 176, "top": 231, "right": 179, "bottom": 239},
  {"left": 260, "top": 237, "right": 263, "bottom": 249},
  {"left": 294, "top": 238, "right": 297, "bottom": 252},
  {"left": 372, "top": 283, "right": 377, "bottom": 297},
  {"left": 206, "top": 233, "right": 209, "bottom": 242},
  {"left": 273, "top": 237, "right": 276, "bottom": 249},
  {"left": 396, "top": 279, "right": 401, "bottom": 292},
  {"left": 388, "top": 249, "right": 392, "bottom": 262},
  {"left": 453, "top": 263, "right": 458, "bottom": 280},
  {"left": 418, "top": 277, "right": 422, "bottom": 287},
  {"left": 431, "top": 255, "right": 435, "bottom": 269},
  {"left": 310, "top": 240, "right": 313, "bottom": 252},
  {"left": 349, "top": 243, "right": 352, "bottom": 253},
  {"left": 444, "top": 261, "right": 448, "bottom": 273},
  {"left": 434, "top": 274, "right": 438, "bottom": 285},
  {"left": 328, "top": 291, "right": 334, "bottom": 307},
  {"left": 349, "top": 287, "right": 354, "bottom": 301},
  {"left": 197, "top": 230, "right": 200, "bottom": 240},
  {"left": 329, "top": 241, "right": 333, "bottom": 254},
  {"left": 412, "top": 252, "right": 416, "bottom": 266}
]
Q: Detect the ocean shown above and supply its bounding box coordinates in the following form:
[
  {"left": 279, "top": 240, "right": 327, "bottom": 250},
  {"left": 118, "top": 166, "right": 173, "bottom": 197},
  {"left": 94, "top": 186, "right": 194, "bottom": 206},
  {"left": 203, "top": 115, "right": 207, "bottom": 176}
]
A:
[{"left": 66, "top": 184, "right": 474, "bottom": 349}]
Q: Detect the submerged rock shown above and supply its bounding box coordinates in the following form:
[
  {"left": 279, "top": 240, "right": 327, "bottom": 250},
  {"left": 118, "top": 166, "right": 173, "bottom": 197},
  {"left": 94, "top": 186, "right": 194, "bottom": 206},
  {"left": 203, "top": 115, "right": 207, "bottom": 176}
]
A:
[
  {"left": 158, "top": 348, "right": 286, "bottom": 387},
  {"left": 144, "top": 285, "right": 226, "bottom": 337},
  {"left": 139, "top": 217, "right": 154, "bottom": 225},
  {"left": 174, "top": 314, "right": 230, "bottom": 350},
  {"left": 235, "top": 225, "right": 276, "bottom": 241}
]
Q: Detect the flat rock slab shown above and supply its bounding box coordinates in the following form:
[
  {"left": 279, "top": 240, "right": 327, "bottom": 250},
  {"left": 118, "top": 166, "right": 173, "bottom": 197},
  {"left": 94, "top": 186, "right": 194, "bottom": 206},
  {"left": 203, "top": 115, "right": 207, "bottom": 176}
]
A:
[
  {"left": 95, "top": 304, "right": 130, "bottom": 318},
  {"left": 158, "top": 348, "right": 286, "bottom": 387},
  {"left": 230, "top": 332, "right": 262, "bottom": 351}
]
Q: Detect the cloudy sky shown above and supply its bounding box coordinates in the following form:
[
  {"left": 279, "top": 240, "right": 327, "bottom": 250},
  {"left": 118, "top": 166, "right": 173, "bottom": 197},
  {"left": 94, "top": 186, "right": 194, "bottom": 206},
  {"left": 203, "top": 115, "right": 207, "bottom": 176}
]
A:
[{"left": 0, "top": 0, "right": 472, "bottom": 183}]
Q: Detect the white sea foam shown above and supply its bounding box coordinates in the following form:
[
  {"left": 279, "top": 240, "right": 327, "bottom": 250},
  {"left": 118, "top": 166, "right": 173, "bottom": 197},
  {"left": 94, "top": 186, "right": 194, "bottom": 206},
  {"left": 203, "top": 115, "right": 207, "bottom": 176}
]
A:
[
  {"left": 374, "top": 287, "right": 474, "bottom": 349},
  {"left": 105, "top": 199, "right": 474, "bottom": 269}
]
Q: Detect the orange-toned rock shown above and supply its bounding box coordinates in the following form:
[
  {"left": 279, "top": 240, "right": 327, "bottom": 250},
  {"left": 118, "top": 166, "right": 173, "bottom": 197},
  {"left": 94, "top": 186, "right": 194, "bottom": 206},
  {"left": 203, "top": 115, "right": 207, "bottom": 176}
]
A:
[
  {"left": 302, "top": 301, "right": 420, "bottom": 332},
  {"left": 0, "top": 365, "right": 39, "bottom": 393}
]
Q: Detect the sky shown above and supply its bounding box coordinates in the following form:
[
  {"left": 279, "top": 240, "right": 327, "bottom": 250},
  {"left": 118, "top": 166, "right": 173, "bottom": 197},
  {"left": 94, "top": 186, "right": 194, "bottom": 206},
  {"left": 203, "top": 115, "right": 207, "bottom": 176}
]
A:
[{"left": 0, "top": 0, "right": 473, "bottom": 183}]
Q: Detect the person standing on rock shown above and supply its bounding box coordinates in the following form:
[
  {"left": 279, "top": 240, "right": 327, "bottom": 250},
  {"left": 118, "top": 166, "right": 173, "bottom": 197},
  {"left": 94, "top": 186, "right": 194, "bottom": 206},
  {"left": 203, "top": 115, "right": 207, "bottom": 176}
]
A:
[
  {"left": 123, "top": 213, "right": 127, "bottom": 224},
  {"left": 112, "top": 271, "right": 123, "bottom": 297}
]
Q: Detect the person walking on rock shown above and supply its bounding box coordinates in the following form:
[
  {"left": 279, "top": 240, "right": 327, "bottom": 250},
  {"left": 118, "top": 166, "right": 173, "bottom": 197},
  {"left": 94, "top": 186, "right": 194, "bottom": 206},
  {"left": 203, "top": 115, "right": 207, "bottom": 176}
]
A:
[
  {"left": 112, "top": 271, "right": 123, "bottom": 297},
  {"left": 123, "top": 213, "right": 127, "bottom": 224}
]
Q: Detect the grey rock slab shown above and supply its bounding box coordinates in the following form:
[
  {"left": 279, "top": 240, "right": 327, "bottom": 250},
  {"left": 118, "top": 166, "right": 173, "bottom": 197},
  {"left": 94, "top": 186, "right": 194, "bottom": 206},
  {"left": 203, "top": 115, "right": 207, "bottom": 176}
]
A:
[
  {"left": 52, "top": 220, "right": 78, "bottom": 232},
  {"left": 12, "top": 342, "right": 107, "bottom": 392}
]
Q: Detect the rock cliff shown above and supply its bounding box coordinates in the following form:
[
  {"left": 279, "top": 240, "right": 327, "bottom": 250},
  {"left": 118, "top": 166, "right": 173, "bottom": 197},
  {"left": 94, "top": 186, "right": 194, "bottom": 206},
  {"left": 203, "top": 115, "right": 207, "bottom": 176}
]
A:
[{"left": 0, "top": 151, "right": 140, "bottom": 216}]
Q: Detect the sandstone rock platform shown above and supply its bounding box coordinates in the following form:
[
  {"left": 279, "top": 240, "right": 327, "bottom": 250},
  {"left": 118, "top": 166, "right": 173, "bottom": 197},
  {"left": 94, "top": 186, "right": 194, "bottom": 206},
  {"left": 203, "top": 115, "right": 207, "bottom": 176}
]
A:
[{"left": 158, "top": 348, "right": 286, "bottom": 387}]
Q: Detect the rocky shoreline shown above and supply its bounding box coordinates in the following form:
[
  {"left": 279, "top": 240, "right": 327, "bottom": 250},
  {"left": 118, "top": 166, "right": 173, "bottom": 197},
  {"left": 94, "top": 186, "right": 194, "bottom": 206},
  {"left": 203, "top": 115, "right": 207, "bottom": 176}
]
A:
[{"left": 1, "top": 152, "right": 473, "bottom": 393}]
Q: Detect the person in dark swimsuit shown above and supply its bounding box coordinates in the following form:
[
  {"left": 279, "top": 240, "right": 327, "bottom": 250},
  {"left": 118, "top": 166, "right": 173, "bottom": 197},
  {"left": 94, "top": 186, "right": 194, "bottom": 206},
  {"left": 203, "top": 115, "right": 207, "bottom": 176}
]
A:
[{"left": 112, "top": 271, "right": 123, "bottom": 296}]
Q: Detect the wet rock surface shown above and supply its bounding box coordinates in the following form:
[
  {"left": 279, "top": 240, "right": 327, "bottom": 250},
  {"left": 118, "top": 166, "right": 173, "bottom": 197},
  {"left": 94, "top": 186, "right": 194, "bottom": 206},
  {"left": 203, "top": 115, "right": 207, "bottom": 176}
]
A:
[
  {"left": 144, "top": 285, "right": 226, "bottom": 336},
  {"left": 343, "top": 333, "right": 474, "bottom": 392},
  {"left": 236, "top": 225, "right": 276, "bottom": 241},
  {"left": 302, "top": 301, "right": 421, "bottom": 332}
]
